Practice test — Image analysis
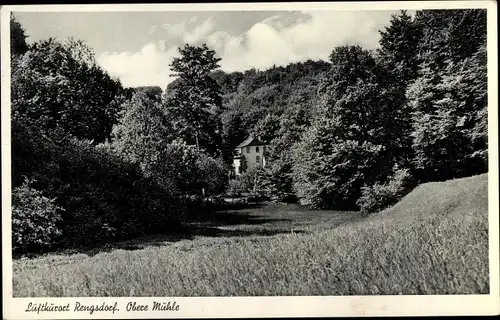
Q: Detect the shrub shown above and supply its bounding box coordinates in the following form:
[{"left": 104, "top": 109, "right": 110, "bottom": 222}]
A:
[
  {"left": 12, "top": 178, "right": 63, "bottom": 253},
  {"left": 228, "top": 178, "right": 246, "bottom": 197},
  {"left": 195, "top": 153, "right": 229, "bottom": 197},
  {"left": 12, "top": 121, "right": 184, "bottom": 250},
  {"left": 237, "top": 167, "right": 269, "bottom": 195},
  {"left": 56, "top": 138, "right": 184, "bottom": 246},
  {"left": 259, "top": 160, "right": 297, "bottom": 203},
  {"left": 357, "top": 167, "right": 416, "bottom": 214},
  {"left": 227, "top": 167, "right": 274, "bottom": 202}
]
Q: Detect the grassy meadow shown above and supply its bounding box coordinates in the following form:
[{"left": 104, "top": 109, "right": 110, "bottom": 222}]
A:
[{"left": 13, "top": 174, "right": 489, "bottom": 296}]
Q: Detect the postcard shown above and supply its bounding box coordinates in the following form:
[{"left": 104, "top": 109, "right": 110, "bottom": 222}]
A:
[{"left": 2, "top": 1, "right": 498, "bottom": 318}]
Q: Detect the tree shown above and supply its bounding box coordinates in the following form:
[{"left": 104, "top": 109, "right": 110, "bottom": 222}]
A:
[
  {"left": 261, "top": 101, "right": 315, "bottom": 202},
  {"left": 467, "top": 45, "right": 488, "bottom": 164},
  {"left": 235, "top": 167, "right": 268, "bottom": 195},
  {"left": 292, "top": 45, "right": 400, "bottom": 209},
  {"left": 133, "top": 86, "right": 163, "bottom": 100},
  {"left": 375, "top": 10, "right": 423, "bottom": 172},
  {"left": 111, "top": 90, "right": 229, "bottom": 202},
  {"left": 378, "top": 10, "right": 422, "bottom": 84},
  {"left": 10, "top": 13, "right": 29, "bottom": 57},
  {"left": 111, "top": 91, "right": 188, "bottom": 194},
  {"left": 165, "top": 44, "right": 223, "bottom": 157},
  {"left": 111, "top": 91, "right": 175, "bottom": 169},
  {"left": 407, "top": 9, "right": 488, "bottom": 182},
  {"left": 414, "top": 9, "right": 486, "bottom": 67},
  {"left": 292, "top": 96, "right": 387, "bottom": 209},
  {"left": 220, "top": 109, "right": 247, "bottom": 165},
  {"left": 11, "top": 37, "right": 124, "bottom": 143},
  {"left": 112, "top": 92, "right": 196, "bottom": 196},
  {"left": 408, "top": 43, "right": 487, "bottom": 181},
  {"left": 195, "top": 153, "right": 229, "bottom": 197},
  {"left": 210, "top": 70, "right": 245, "bottom": 95},
  {"left": 252, "top": 114, "right": 281, "bottom": 144}
]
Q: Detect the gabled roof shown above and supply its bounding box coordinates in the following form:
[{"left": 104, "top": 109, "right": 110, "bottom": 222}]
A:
[{"left": 236, "top": 136, "right": 266, "bottom": 148}]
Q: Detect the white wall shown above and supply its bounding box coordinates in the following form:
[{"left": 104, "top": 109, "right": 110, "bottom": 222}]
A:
[
  {"left": 233, "top": 145, "right": 266, "bottom": 175},
  {"left": 233, "top": 158, "right": 241, "bottom": 175}
]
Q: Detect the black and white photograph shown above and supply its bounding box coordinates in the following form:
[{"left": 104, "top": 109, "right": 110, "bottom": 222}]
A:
[{"left": 2, "top": 1, "right": 499, "bottom": 318}]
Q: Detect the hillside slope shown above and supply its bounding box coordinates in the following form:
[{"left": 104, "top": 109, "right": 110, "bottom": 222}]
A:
[
  {"left": 13, "top": 174, "right": 489, "bottom": 296},
  {"left": 374, "top": 173, "right": 488, "bottom": 221}
]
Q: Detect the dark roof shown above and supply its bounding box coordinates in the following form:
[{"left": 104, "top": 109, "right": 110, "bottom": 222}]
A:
[{"left": 236, "top": 136, "right": 266, "bottom": 148}]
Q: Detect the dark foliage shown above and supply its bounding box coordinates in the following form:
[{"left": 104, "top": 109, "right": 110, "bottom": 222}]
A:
[
  {"left": 10, "top": 13, "right": 29, "bottom": 56},
  {"left": 12, "top": 177, "right": 63, "bottom": 253},
  {"left": 11, "top": 38, "right": 125, "bottom": 144},
  {"left": 132, "top": 86, "right": 163, "bottom": 100},
  {"left": 12, "top": 119, "right": 184, "bottom": 250}
]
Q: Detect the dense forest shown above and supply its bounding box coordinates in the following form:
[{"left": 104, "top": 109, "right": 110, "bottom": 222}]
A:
[{"left": 10, "top": 9, "right": 487, "bottom": 253}]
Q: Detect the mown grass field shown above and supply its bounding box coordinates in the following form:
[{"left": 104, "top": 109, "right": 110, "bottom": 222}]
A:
[{"left": 12, "top": 174, "right": 489, "bottom": 296}]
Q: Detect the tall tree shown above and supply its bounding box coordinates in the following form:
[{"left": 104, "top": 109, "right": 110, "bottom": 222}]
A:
[
  {"left": 11, "top": 37, "right": 124, "bottom": 143},
  {"left": 407, "top": 9, "right": 488, "bottom": 182},
  {"left": 111, "top": 91, "right": 198, "bottom": 198},
  {"left": 376, "top": 10, "right": 423, "bottom": 172},
  {"left": 414, "top": 9, "right": 487, "bottom": 67},
  {"left": 408, "top": 42, "right": 487, "bottom": 181},
  {"left": 165, "top": 44, "right": 223, "bottom": 157},
  {"left": 263, "top": 103, "right": 312, "bottom": 202},
  {"left": 292, "top": 45, "right": 403, "bottom": 209},
  {"left": 378, "top": 10, "right": 422, "bottom": 85},
  {"left": 10, "top": 13, "right": 29, "bottom": 57},
  {"left": 111, "top": 91, "right": 174, "bottom": 168}
]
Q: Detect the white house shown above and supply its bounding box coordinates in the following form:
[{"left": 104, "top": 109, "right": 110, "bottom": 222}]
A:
[{"left": 233, "top": 136, "right": 267, "bottom": 176}]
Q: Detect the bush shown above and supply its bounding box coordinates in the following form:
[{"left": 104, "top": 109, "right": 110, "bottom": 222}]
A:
[
  {"left": 357, "top": 167, "right": 416, "bottom": 214},
  {"left": 12, "top": 178, "right": 63, "bottom": 253},
  {"left": 229, "top": 167, "right": 268, "bottom": 196},
  {"left": 259, "top": 160, "right": 297, "bottom": 203},
  {"left": 228, "top": 178, "right": 246, "bottom": 197},
  {"left": 195, "top": 154, "right": 229, "bottom": 197},
  {"left": 12, "top": 121, "right": 184, "bottom": 250}
]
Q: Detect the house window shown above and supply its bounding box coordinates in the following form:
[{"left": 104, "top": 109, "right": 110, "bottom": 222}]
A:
[
  {"left": 256, "top": 155, "right": 260, "bottom": 162},
  {"left": 256, "top": 146, "right": 260, "bottom": 153},
  {"left": 246, "top": 147, "right": 250, "bottom": 153}
]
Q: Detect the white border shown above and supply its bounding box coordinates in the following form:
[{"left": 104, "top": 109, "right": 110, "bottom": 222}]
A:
[{"left": 2, "top": 2, "right": 499, "bottom": 318}]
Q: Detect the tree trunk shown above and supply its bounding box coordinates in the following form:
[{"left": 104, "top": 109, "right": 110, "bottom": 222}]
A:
[
  {"left": 195, "top": 131, "right": 200, "bottom": 152},
  {"left": 194, "top": 129, "right": 205, "bottom": 200}
]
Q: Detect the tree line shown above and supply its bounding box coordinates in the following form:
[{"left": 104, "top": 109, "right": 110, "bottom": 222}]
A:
[{"left": 10, "top": 9, "right": 487, "bottom": 253}]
